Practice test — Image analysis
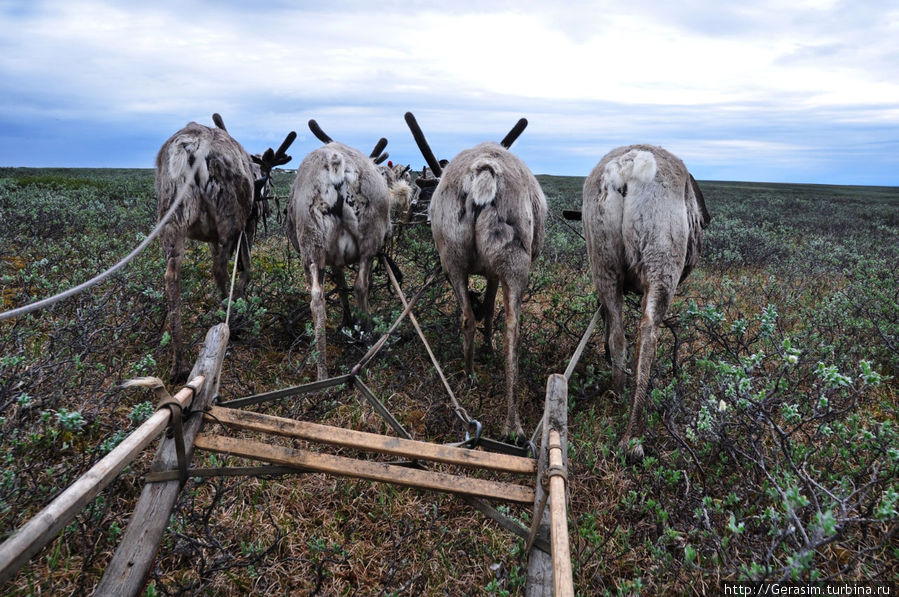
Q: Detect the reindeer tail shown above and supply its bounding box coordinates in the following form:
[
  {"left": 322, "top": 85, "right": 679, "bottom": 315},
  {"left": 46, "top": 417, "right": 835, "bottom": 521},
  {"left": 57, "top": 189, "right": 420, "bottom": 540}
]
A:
[
  {"left": 466, "top": 158, "right": 502, "bottom": 207},
  {"left": 389, "top": 180, "right": 413, "bottom": 214},
  {"left": 166, "top": 133, "right": 210, "bottom": 190},
  {"left": 603, "top": 149, "right": 657, "bottom": 194}
]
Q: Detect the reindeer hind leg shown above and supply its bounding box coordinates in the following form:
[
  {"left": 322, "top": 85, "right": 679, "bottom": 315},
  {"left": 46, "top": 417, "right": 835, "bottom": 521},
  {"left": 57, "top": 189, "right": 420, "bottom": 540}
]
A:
[
  {"left": 235, "top": 232, "right": 252, "bottom": 298},
  {"left": 307, "top": 261, "right": 329, "bottom": 380},
  {"left": 209, "top": 241, "right": 230, "bottom": 298},
  {"left": 481, "top": 276, "right": 499, "bottom": 352},
  {"left": 500, "top": 278, "right": 524, "bottom": 439},
  {"left": 354, "top": 256, "right": 374, "bottom": 332},
  {"left": 622, "top": 282, "right": 674, "bottom": 461},
  {"left": 164, "top": 234, "right": 188, "bottom": 382},
  {"left": 333, "top": 266, "right": 354, "bottom": 329},
  {"left": 446, "top": 269, "right": 476, "bottom": 377}
]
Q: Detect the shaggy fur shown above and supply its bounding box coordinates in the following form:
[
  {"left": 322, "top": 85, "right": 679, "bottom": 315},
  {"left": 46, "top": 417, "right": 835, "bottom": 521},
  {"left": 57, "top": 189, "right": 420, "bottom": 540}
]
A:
[
  {"left": 582, "top": 144, "right": 709, "bottom": 459},
  {"left": 430, "top": 142, "right": 548, "bottom": 437},
  {"left": 378, "top": 162, "right": 417, "bottom": 221},
  {"left": 287, "top": 142, "right": 393, "bottom": 380}
]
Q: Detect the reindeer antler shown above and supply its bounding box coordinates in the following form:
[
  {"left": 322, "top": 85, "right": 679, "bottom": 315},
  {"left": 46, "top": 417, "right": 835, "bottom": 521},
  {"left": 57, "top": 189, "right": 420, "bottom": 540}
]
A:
[
  {"left": 273, "top": 131, "right": 297, "bottom": 166},
  {"left": 373, "top": 152, "right": 389, "bottom": 165},
  {"left": 212, "top": 113, "right": 227, "bottom": 132},
  {"left": 404, "top": 112, "right": 443, "bottom": 178},
  {"left": 308, "top": 119, "right": 333, "bottom": 144},
  {"left": 252, "top": 130, "right": 297, "bottom": 171},
  {"left": 500, "top": 118, "right": 528, "bottom": 149},
  {"left": 369, "top": 137, "right": 388, "bottom": 159}
]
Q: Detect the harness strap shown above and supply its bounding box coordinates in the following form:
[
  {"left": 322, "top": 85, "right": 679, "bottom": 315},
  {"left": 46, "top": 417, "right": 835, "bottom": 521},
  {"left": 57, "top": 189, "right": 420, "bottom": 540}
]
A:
[
  {"left": 543, "top": 463, "right": 568, "bottom": 489},
  {"left": 154, "top": 395, "right": 189, "bottom": 486}
]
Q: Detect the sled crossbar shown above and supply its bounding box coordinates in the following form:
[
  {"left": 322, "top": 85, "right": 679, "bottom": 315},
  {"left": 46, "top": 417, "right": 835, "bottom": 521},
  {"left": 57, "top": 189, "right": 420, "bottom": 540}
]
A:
[
  {"left": 205, "top": 406, "right": 536, "bottom": 475},
  {"left": 193, "top": 434, "right": 535, "bottom": 504}
]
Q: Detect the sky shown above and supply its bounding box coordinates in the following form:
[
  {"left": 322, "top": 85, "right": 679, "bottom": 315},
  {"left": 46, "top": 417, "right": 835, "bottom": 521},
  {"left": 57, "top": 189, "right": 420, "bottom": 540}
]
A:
[{"left": 1, "top": 0, "right": 897, "bottom": 186}]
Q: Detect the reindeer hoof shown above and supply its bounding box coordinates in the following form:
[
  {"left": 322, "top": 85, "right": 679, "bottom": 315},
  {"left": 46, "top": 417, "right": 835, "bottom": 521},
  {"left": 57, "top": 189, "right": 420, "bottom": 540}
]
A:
[
  {"left": 502, "top": 431, "right": 529, "bottom": 448},
  {"left": 502, "top": 421, "right": 526, "bottom": 444},
  {"left": 619, "top": 437, "right": 645, "bottom": 463}
]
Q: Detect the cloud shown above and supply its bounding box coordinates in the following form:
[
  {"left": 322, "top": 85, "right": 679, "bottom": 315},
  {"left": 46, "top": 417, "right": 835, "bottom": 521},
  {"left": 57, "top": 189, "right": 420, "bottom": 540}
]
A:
[{"left": 0, "top": 0, "right": 896, "bottom": 184}]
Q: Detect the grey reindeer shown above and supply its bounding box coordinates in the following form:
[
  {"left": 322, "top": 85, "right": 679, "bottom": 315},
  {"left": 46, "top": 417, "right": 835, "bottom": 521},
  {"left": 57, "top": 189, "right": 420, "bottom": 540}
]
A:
[
  {"left": 156, "top": 113, "right": 295, "bottom": 380},
  {"left": 582, "top": 144, "right": 710, "bottom": 460},
  {"left": 378, "top": 161, "right": 417, "bottom": 222},
  {"left": 405, "top": 112, "right": 547, "bottom": 438},
  {"left": 287, "top": 120, "right": 403, "bottom": 380}
]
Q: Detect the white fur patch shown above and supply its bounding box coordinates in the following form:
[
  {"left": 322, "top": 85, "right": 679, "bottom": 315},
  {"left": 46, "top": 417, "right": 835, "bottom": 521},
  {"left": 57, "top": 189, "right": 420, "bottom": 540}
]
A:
[
  {"left": 389, "top": 180, "right": 412, "bottom": 213},
  {"left": 167, "top": 136, "right": 210, "bottom": 188},
  {"left": 466, "top": 158, "right": 501, "bottom": 206},
  {"left": 603, "top": 149, "right": 657, "bottom": 192},
  {"left": 630, "top": 151, "right": 657, "bottom": 183},
  {"left": 327, "top": 151, "right": 345, "bottom": 185}
]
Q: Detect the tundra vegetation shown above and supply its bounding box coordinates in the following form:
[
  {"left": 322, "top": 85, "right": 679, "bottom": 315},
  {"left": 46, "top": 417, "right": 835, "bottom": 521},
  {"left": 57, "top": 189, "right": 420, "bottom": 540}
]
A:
[{"left": 0, "top": 166, "right": 896, "bottom": 595}]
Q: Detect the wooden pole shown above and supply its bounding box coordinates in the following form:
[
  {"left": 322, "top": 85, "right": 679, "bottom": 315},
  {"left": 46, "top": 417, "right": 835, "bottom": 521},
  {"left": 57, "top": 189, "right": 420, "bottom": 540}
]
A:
[
  {"left": 94, "top": 323, "right": 229, "bottom": 597},
  {"left": 0, "top": 377, "right": 205, "bottom": 586},
  {"left": 548, "top": 428, "right": 573, "bottom": 597},
  {"left": 526, "top": 373, "right": 571, "bottom": 596}
]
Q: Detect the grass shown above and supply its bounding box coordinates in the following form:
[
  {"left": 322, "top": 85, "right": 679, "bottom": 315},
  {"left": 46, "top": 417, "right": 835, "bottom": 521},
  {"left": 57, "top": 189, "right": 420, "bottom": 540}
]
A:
[{"left": 0, "top": 167, "right": 897, "bottom": 594}]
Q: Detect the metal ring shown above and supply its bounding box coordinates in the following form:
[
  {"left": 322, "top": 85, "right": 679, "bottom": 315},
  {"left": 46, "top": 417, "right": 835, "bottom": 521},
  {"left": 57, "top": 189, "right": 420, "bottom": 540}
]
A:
[{"left": 464, "top": 419, "right": 483, "bottom": 448}]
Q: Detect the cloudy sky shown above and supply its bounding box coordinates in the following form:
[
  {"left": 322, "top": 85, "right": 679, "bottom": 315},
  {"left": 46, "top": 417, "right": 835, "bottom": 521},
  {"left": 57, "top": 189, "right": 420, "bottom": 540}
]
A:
[{"left": 1, "top": 1, "right": 897, "bottom": 185}]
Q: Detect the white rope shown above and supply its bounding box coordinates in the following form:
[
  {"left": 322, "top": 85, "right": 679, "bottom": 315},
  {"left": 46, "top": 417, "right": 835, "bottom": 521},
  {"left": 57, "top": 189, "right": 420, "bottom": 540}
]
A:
[
  {"left": 223, "top": 230, "right": 244, "bottom": 327},
  {"left": 0, "top": 164, "right": 199, "bottom": 322}
]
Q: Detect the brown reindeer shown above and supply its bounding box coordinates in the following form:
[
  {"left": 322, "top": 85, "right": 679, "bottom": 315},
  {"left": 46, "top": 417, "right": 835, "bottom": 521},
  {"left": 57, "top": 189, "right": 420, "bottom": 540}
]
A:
[
  {"left": 405, "top": 112, "right": 547, "bottom": 438},
  {"left": 582, "top": 144, "right": 710, "bottom": 459},
  {"left": 286, "top": 120, "right": 402, "bottom": 380},
  {"left": 156, "top": 113, "right": 295, "bottom": 380}
]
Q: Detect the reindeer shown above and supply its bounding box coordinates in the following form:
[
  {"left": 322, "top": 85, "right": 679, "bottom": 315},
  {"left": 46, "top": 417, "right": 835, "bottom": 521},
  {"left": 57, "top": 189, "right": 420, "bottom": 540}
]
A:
[
  {"left": 404, "top": 112, "right": 547, "bottom": 438},
  {"left": 286, "top": 120, "right": 401, "bottom": 380},
  {"left": 156, "top": 113, "right": 295, "bottom": 380},
  {"left": 378, "top": 161, "right": 417, "bottom": 222},
  {"left": 582, "top": 144, "right": 710, "bottom": 460}
]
